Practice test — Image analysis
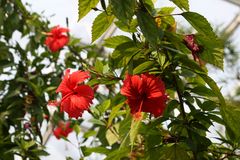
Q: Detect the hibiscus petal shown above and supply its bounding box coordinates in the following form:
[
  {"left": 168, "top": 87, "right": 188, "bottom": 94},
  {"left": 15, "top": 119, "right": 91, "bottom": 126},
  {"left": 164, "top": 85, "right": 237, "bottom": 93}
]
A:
[
  {"left": 45, "top": 37, "right": 54, "bottom": 46},
  {"left": 68, "top": 71, "right": 90, "bottom": 89},
  {"left": 61, "top": 96, "right": 83, "bottom": 118},
  {"left": 121, "top": 74, "right": 142, "bottom": 97},
  {"left": 127, "top": 98, "right": 142, "bottom": 114},
  {"left": 74, "top": 85, "right": 94, "bottom": 99},
  {"left": 56, "top": 69, "right": 72, "bottom": 96},
  {"left": 142, "top": 97, "right": 167, "bottom": 117},
  {"left": 131, "top": 75, "right": 143, "bottom": 94},
  {"left": 70, "top": 95, "right": 92, "bottom": 111}
]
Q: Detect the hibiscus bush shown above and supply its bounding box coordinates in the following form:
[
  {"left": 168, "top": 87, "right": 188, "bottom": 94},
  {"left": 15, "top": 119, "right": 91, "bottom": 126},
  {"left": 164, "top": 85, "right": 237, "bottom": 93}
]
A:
[{"left": 0, "top": 0, "right": 240, "bottom": 159}]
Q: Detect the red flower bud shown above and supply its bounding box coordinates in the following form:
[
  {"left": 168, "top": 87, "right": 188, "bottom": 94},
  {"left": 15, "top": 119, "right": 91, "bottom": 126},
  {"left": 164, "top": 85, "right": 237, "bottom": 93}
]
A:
[{"left": 24, "top": 122, "right": 31, "bottom": 129}]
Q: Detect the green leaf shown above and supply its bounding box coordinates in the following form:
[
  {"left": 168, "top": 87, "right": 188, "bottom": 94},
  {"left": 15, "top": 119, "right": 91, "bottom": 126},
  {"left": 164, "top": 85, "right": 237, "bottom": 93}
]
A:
[
  {"left": 222, "top": 102, "right": 240, "bottom": 141},
  {"left": 110, "top": 0, "right": 136, "bottom": 24},
  {"left": 104, "top": 36, "right": 132, "bottom": 48},
  {"left": 170, "top": 0, "right": 189, "bottom": 11},
  {"left": 0, "top": 8, "right": 4, "bottom": 26},
  {"left": 133, "top": 61, "right": 155, "bottom": 74},
  {"left": 105, "top": 147, "right": 129, "bottom": 160},
  {"left": 81, "top": 146, "right": 110, "bottom": 156},
  {"left": 95, "top": 59, "right": 104, "bottom": 73},
  {"left": 107, "top": 102, "right": 125, "bottom": 127},
  {"left": 83, "top": 130, "right": 97, "bottom": 138},
  {"left": 73, "top": 124, "right": 81, "bottom": 135},
  {"left": 136, "top": 10, "right": 162, "bottom": 45},
  {"left": 200, "top": 100, "right": 218, "bottom": 111},
  {"left": 142, "top": 0, "right": 155, "bottom": 14},
  {"left": 89, "top": 118, "right": 105, "bottom": 126},
  {"left": 179, "top": 56, "right": 225, "bottom": 106},
  {"left": 130, "top": 119, "right": 141, "bottom": 146},
  {"left": 147, "top": 144, "right": 190, "bottom": 160},
  {"left": 182, "top": 12, "right": 215, "bottom": 38},
  {"left": 92, "top": 11, "right": 114, "bottom": 42},
  {"left": 115, "top": 19, "right": 137, "bottom": 33},
  {"left": 196, "top": 34, "right": 224, "bottom": 69},
  {"left": 191, "top": 85, "right": 216, "bottom": 97},
  {"left": 78, "top": 0, "right": 99, "bottom": 20},
  {"left": 182, "top": 12, "right": 224, "bottom": 69},
  {"left": 98, "top": 99, "right": 111, "bottom": 113},
  {"left": 106, "top": 125, "right": 119, "bottom": 146}
]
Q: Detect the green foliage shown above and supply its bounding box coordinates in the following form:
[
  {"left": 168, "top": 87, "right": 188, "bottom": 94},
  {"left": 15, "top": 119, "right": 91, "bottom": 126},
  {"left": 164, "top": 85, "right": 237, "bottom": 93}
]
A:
[
  {"left": 110, "top": 0, "right": 136, "bottom": 24},
  {"left": 170, "top": 0, "right": 189, "bottom": 11},
  {"left": 78, "top": 0, "right": 99, "bottom": 20},
  {"left": 182, "top": 12, "right": 224, "bottom": 69},
  {"left": 91, "top": 11, "right": 114, "bottom": 42},
  {"left": 136, "top": 10, "right": 162, "bottom": 46},
  {"left": 1, "top": 0, "right": 240, "bottom": 159}
]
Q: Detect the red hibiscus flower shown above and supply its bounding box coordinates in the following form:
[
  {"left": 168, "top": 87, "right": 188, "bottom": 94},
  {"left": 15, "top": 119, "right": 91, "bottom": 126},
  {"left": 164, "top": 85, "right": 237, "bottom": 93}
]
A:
[
  {"left": 53, "top": 121, "right": 73, "bottom": 139},
  {"left": 56, "top": 69, "right": 94, "bottom": 118},
  {"left": 184, "top": 34, "right": 203, "bottom": 65},
  {"left": 120, "top": 73, "right": 168, "bottom": 119},
  {"left": 45, "top": 25, "right": 69, "bottom": 52}
]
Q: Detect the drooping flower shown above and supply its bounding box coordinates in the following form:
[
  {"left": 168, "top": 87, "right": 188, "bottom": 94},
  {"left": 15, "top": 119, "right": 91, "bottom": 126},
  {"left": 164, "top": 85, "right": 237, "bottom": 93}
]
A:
[
  {"left": 56, "top": 69, "right": 94, "bottom": 118},
  {"left": 120, "top": 73, "right": 168, "bottom": 119},
  {"left": 53, "top": 121, "right": 73, "bottom": 139},
  {"left": 184, "top": 34, "right": 203, "bottom": 65},
  {"left": 45, "top": 26, "right": 69, "bottom": 52}
]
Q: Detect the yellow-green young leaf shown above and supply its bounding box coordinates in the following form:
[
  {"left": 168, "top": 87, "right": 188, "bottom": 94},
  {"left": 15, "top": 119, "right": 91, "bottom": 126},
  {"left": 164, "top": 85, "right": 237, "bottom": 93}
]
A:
[
  {"left": 130, "top": 119, "right": 141, "bottom": 146},
  {"left": 106, "top": 126, "right": 119, "bottom": 146},
  {"left": 98, "top": 99, "right": 111, "bottom": 113},
  {"left": 104, "top": 36, "right": 132, "bottom": 48},
  {"left": 170, "top": 0, "right": 189, "bottom": 11},
  {"left": 95, "top": 59, "right": 104, "bottom": 73},
  {"left": 73, "top": 124, "right": 81, "bottom": 135},
  {"left": 78, "top": 0, "right": 99, "bottom": 20},
  {"left": 81, "top": 146, "right": 110, "bottom": 157},
  {"left": 110, "top": 0, "right": 136, "bottom": 24},
  {"left": 91, "top": 12, "right": 114, "bottom": 43},
  {"left": 136, "top": 10, "right": 162, "bottom": 45},
  {"left": 133, "top": 61, "right": 155, "bottom": 75}
]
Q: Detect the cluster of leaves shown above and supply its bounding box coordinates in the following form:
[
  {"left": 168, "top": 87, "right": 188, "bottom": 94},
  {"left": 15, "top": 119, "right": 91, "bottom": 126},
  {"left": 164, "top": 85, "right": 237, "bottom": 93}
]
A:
[
  {"left": 0, "top": 0, "right": 101, "bottom": 159},
  {"left": 0, "top": 0, "right": 240, "bottom": 159},
  {"left": 77, "top": 0, "right": 240, "bottom": 159}
]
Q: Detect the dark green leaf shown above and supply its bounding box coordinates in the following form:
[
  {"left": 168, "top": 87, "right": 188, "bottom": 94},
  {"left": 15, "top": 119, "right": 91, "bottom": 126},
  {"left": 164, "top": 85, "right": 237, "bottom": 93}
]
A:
[
  {"left": 222, "top": 103, "right": 240, "bottom": 141},
  {"left": 110, "top": 0, "right": 136, "bottom": 24},
  {"left": 136, "top": 10, "right": 162, "bottom": 45}
]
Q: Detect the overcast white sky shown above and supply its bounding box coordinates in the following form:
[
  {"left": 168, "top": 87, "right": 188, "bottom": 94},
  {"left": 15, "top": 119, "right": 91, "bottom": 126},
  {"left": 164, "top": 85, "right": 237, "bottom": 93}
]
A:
[{"left": 19, "top": 0, "right": 240, "bottom": 159}]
